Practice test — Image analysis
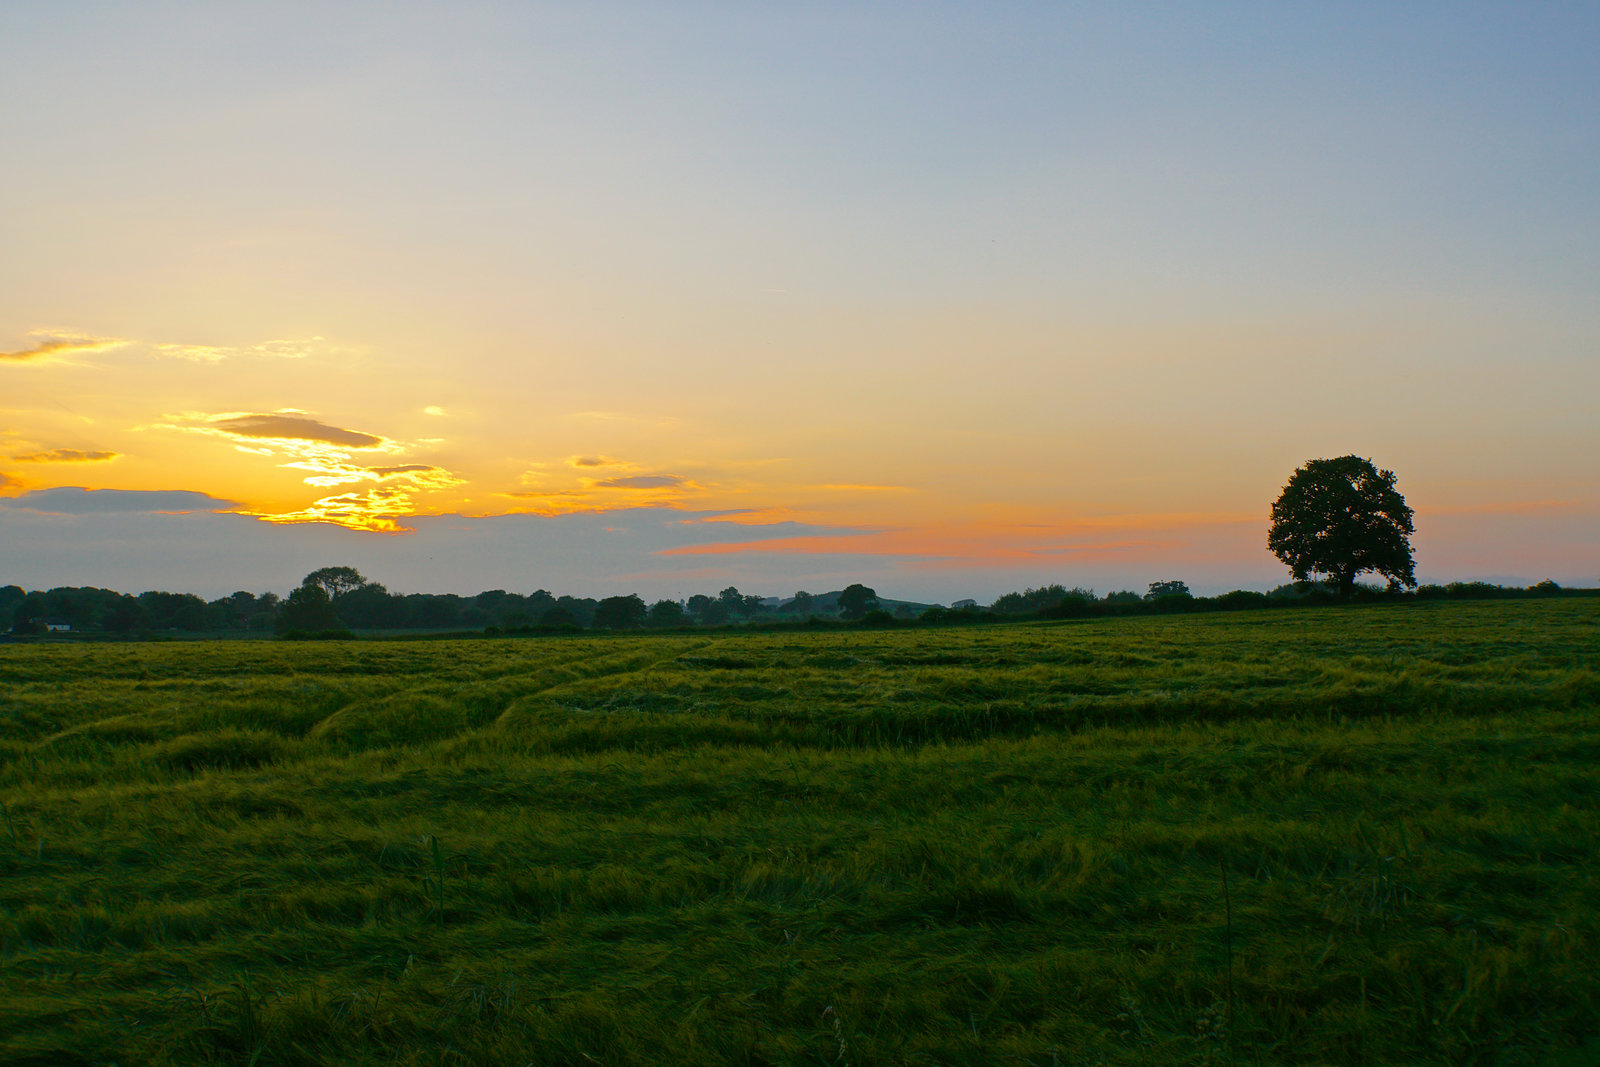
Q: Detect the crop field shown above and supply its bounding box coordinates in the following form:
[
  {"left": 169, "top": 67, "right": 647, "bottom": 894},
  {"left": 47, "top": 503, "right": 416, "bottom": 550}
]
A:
[{"left": 1, "top": 600, "right": 1598, "bottom": 1065}]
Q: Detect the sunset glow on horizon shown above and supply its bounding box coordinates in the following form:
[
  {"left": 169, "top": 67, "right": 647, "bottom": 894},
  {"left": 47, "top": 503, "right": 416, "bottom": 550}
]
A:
[{"left": 3, "top": 3, "right": 1596, "bottom": 600}]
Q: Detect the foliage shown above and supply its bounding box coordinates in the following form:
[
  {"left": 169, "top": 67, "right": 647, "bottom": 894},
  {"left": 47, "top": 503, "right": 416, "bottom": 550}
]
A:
[
  {"left": 1145, "top": 579, "right": 1191, "bottom": 600},
  {"left": 275, "top": 584, "right": 343, "bottom": 633},
  {"left": 647, "top": 600, "right": 686, "bottom": 628},
  {"left": 593, "top": 594, "right": 647, "bottom": 630},
  {"left": 302, "top": 566, "right": 368, "bottom": 599},
  {"left": 991, "top": 584, "right": 1083, "bottom": 614},
  {"left": 836, "top": 583, "right": 879, "bottom": 620},
  {"left": 1, "top": 602, "right": 1597, "bottom": 1064},
  {"left": 1, "top": 568, "right": 1587, "bottom": 639},
  {"left": 1269, "top": 455, "right": 1416, "bottom": 597},
  {"left": 0, "top": 584, "right": 23, "bottom": 630}
]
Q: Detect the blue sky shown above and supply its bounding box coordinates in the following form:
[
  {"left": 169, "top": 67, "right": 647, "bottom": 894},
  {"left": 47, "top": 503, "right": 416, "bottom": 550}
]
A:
[{"left": 3, "top": 3, "right": 1596, "bottom": 599}]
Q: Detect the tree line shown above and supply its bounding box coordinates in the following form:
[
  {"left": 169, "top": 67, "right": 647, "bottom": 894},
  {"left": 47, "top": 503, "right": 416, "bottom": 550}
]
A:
[
  {"left": 0, "top": 570, "right": 893, "bottom": 637},
  {"left": 1, "top": 570, "right": 1582, "bottom": 639}
]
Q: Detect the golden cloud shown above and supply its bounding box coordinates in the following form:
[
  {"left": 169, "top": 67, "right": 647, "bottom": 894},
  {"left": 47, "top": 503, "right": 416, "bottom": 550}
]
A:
[
  {"left": 0, "top": 332, "right": 130, "bottom": 363},
  {"left": 250, "top": 466, "right": 462, "bottom": 533},
  {"left": 595, "top": 474, "right": 685, "bottom": 489},
  {"left": 153, "top": 337, "right": 325, "bottom": 362},
  {"left": 4, "top": 327, "right": 347, "bottom": 366}
]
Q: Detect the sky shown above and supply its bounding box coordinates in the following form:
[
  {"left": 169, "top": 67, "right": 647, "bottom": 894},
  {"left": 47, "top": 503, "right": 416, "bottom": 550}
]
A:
[{"left": 3, "top": 2, "right": 1597, "bottom": 601}]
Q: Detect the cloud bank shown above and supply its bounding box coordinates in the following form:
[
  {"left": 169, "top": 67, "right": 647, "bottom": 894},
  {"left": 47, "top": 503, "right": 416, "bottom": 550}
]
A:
[{"left": 0, "top": 487, "right": 239, "bottom": 514}]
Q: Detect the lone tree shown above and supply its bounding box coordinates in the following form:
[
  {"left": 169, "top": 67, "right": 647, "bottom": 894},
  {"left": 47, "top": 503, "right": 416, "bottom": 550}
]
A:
[{"left": 1268, "top": 455, "right": 1415, "bottom": 598}]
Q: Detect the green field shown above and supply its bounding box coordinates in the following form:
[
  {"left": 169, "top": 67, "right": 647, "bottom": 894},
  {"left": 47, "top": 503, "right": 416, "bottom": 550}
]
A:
[{"left": 2, "top": 600, "right": 1597, "bottom": 1065}]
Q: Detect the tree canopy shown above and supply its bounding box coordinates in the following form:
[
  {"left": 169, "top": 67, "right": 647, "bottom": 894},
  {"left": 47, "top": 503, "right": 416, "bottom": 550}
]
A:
[
  {"left": 302, "top": 567, "right": 367, "bottom": 599},
  {"left": 1268, "top": 455, "right": 1416, "bottom": 598},
  {"left": 593, "top": 594, "right": 647, "bottom": 630},
  {"left": 837, "top": 583, "right": 879, "bottom": 620}
]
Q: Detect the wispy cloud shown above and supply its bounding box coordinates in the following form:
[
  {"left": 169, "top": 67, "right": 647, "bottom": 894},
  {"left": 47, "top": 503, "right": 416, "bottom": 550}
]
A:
[
  {"left": 4, "top": 328, "right": 343, "bottom": 365},
  {"left": 369, "top": 463, "right": 438, "bottom": 477},
  {"left": 0, "top": 331, "right": 130, "bottom": 363},
  {"left": 0, "top": 472, "right": 20, "bottom": 492},
  {"left": 13, "top": 448, "right": 120, "bottom": 463},
  {"left": 570, "top": 455, "right": 621, "bottom": 468},
  {"left": 154, "top": 337, "right": 329, "bottom": 363},
  {"left": 595, "top": 474, "right": 685, "bottom": 489},
  {"left": 153, "top": 337, "right": 326, "bottom": 362}
]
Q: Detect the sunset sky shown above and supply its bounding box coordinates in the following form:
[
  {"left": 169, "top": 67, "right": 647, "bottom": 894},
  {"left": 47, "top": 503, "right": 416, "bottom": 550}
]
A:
[{"left": 3, "top": 2, "right": 1596, "bottom": 601}]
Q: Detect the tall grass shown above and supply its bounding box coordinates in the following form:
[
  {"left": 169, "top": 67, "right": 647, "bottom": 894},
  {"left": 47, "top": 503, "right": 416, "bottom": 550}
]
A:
[{"left": 0, "top": 600, "right": 1596, "bottom": 1063}]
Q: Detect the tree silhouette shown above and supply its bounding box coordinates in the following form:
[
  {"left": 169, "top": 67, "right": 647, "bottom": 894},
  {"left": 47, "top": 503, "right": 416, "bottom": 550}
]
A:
[
  {"left": 1268, "top": 455, "right": 1415, "bottom": 599},
  {"left": 594, "top": 594, "right": 647, "bottom": 630},
  {"left": 648, "top": 599, "right": 686, "bottom": 628},
  {"left": 837, "top": 583, "right": 879, "bottom": 620},
  {"left": 276, "top": 584, "right": 343, "bottom": 632},
  {"left": 302, "top": 566, "right": 367, "bottom": 599}
]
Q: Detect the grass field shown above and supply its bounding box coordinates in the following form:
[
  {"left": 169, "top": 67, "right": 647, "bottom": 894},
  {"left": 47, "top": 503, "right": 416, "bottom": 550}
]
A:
[{"left": 2, "top": 600, "right": 1597, "bottom": 1065}]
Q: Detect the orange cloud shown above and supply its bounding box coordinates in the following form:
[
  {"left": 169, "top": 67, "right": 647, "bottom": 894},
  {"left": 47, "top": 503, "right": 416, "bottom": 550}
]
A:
[
  {"left": 13, "top": 449, "right": 120, "bottom": 463},
  {"left": 595, "top": 474, "right": 685, "bottom": 489},
  {"left": 0, "top": 332, "right": 129, "bottom": 363}
]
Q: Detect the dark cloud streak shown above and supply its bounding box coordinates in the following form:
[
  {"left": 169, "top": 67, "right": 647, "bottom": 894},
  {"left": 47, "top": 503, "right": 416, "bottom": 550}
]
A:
[
  {"left": 212, "top": 414, "right": 383, "bottom": 448},
  {"left": 596, "top": 475, "right": 684, "bottom": 489},
  {"left": 13, "top": 449, "right": 120, "bottom": 463}
]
